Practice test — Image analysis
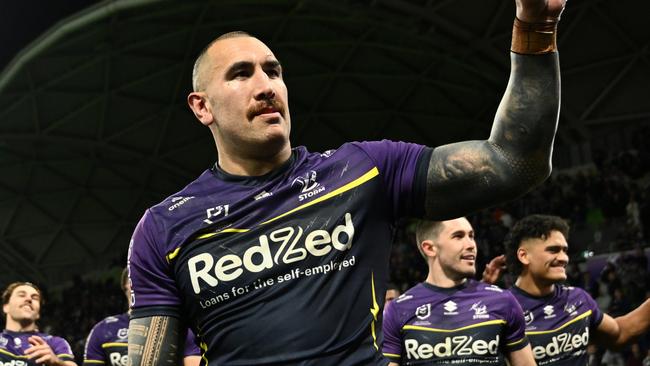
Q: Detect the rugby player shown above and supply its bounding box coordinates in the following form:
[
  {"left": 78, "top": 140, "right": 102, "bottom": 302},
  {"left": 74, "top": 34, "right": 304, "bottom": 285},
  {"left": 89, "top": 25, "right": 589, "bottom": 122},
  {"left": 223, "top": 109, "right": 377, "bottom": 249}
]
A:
[
  {"left": 83, "top": 270, "right": 200, "bottom": 366},
  {"left": 1, "top": 282, "right": 76, "bottom": 366},
  {"left": 503, "top": 214, "right": 650, "bottom": 366},
  {"left": 383, "top": 218, "right": 534, "bottom": 365},
  {"left": 127, "top": 0, "right": 567, "bottom": 364}
]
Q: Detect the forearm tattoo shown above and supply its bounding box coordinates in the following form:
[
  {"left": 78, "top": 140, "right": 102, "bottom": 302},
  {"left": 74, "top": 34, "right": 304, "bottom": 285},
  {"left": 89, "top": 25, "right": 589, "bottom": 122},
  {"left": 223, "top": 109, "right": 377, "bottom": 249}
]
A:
[
  {"left": 128, "top": 316, "right": 183, "bottom": 366},
  {"left": 425, "top": 53, "right": 560, "bottom": 219}
]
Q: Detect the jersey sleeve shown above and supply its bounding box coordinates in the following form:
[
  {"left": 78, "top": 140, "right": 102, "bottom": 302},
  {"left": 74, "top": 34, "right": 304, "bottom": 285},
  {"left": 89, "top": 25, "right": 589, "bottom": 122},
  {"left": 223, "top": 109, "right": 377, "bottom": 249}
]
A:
[
  {"left": 50, "top": 337, "right": 75, "bottom": 361},
  {"left": 582, "top": 288, "right": 604, "bottom": 328},
  {"left": 83, "top": 322, "right": 106, "bottom": 365},
  {"left": 183, "top": 329, "right": 201, "bottom": 357},
  {"left": 502, "top": 292, "right": 530, "bottom": 353},
  {"left": 352, "top": 140, "right": 431, "bottom": 219},
  {"left": 381, "top": 300, "right": 403, "bottom": 363},
  {"left": 128, "top": 209, "right": 182, "bottom": 319}
]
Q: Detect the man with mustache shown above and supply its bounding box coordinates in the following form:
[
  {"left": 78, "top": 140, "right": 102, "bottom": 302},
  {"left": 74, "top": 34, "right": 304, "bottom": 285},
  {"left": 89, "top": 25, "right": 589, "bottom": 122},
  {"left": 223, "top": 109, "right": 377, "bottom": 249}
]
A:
[
  {"left": 382, "top": 218, "right": 534, "bottom": 365},
  {"left": 502, "top": 214, "right": 650, "bottom": 366},
  {"left": 1, "top": 282, "right": 76, "bottom": 366},
  {"left": 127, "top": 0, "right": 566, "bottom": 364}
]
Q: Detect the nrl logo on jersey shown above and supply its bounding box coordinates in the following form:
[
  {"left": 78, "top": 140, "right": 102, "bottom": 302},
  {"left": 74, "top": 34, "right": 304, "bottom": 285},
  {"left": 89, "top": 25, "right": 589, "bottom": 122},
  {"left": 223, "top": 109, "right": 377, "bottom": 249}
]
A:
[
  {"left": 415, "top": 304, "right": 431, "bottom": 320},
  {"left": 117, "top": 328, "right": 128, "bottom": 339},
  {"left": 471, "top": 301, "right": 489, "bottom": 319},
  {"left": 524, "top": 310, "right": 535, "bottom": 325},
  {"left": 0, "top": 336, "right": 7, "bottom": 348},
  {"left": 292, "top": 170, "right": 326, "bottom": 201}
]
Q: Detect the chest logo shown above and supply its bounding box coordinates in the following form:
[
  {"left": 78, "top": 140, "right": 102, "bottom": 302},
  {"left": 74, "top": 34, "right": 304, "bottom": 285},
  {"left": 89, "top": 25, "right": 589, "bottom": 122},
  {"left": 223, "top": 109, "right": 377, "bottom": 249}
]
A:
[
  {"left": 564, "top": 302, "right": 580, "bottom": 316},
  {"left": 117, "top": 328, "right": 128, "bottom": 339},
  {"left": 471, "top": 301, "right": 489, "bottom": 319},
  {"left": 543, "top": 305, "right": 556, "bottom": 319},
  {"left": 415, "top": 304, "right": 431, "bottom": 320},
  {"left": 443, "top": 300, "right": 458, "bottom": 315},
  {"left": 13, "top": 338, "right": 21, "bottom": 347},
  {"left": 524, "top": 310, "right": 535, "bottom": 325},
  {"left": 292, "top": 171, "right": 326, "bottom": 201},
  {"left": 0, "top": 336, "right": 7, "bottom": 348}
]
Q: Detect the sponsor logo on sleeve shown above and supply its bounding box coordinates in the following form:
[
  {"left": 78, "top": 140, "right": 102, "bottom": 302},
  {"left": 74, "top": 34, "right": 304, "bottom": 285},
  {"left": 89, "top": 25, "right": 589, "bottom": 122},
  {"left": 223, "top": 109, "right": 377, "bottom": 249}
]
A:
[
  {"left": 292, "top": 171, "right": 326, "bottom": 201},
  {"left": 168, "top": 196, "right": 195, "bottom": 211},
  {"left": 254, "top": 191, "right": 273, "bottom": 201}
]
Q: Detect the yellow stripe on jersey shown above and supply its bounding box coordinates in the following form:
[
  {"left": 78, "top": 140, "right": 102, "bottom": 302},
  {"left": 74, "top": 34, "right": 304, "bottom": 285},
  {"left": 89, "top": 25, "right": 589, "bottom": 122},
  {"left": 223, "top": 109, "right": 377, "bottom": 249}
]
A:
[
  {"left": 403, "top": 319, "right": 506, "bottom": 333},
  {"left": 369, "top": 271, "right": 380, "bottom": 351},
  {"left": 383, "top": 352, "right": 400, "bottom": 358},
  {"left": 506, "top": 337, "right": 526, "bottom": 346},
  {"left": 167, "top": 228, "right": 250, "bottom": 262},
  {"left": 101, "top": 342, "right": 127, "bottom": 348},
  {"left": 83, "top": 360, "right": 105, "bottom": 364},
  {"left": 525, "top": 310, "right": 592, "bottom": 335},
  {"left": 0, "top": 348, "right": 27, "bottom": 359},
  {"left": 165, "top": 167, "right": 379, "bottom": 262},
  {"left": 261, "top": 167, "right": 379, "bottom": 225}
]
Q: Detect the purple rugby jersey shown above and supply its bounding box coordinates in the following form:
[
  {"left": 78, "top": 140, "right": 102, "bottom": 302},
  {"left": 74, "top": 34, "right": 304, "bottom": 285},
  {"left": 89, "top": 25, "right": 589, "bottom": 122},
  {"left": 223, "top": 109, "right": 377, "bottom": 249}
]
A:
[
  {"left": 127, "top": 141, "right": 430, "bottom": 365},
  {"left": 83, "top": 313, "right": 199, "bottom": 366},
  {"left": 383, "top": 280, "right": 529, "bottom": 365},
  {"left": 509, "top": 285, "right": 603, "bottom": 366},
  {"left": 0, "top": 330, "right": 74, "bottom": 366}
]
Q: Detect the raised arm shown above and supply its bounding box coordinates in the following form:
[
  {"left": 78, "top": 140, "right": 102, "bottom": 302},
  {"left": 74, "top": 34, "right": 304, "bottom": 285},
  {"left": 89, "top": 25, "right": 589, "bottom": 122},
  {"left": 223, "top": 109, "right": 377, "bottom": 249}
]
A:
[
  {"left": 128, "top": 316, "right": 184, "bottom": 366},
  {"left": 593, "top": 299, "right": 650, "bottom": 349},
  {"left": 424, "top": 0, "right": 565, "bottom": 220}
]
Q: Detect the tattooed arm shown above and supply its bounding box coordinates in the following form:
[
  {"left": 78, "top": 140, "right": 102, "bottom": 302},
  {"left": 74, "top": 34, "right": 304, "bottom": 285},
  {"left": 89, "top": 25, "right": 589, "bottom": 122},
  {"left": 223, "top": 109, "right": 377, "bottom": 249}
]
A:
[
  {"left": 128, "top": 316, "right": 184, "bottom": 366},
  {"left": 424, "top": 0, "right": 566, "bottom": 220}
]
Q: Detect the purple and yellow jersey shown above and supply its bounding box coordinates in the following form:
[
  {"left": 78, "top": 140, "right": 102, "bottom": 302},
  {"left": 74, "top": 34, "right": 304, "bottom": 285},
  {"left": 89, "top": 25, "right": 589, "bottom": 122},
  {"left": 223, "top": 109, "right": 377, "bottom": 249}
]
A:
[
  {"left": 0, "top": 330, "right": 74, "bottom": 366},
  {"left": 83, "top": 313, "right": 199, "bottom": 366},
  {"left": 127, "top": 141, "right": 430, "bottom": 365},
  {"left": 509, "top": 285, "right": 603, "bottom": 366},
  {"left": 382, "top": 280, "right": 528, "bottom": 365}
]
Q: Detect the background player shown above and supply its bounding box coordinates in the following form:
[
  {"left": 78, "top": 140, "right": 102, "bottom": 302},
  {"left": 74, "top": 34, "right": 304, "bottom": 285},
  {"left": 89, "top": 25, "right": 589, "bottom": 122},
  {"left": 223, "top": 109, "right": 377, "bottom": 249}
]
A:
[
  {"left": 127, "top": 0, "right": 567, "bottom": 364},
  {"left": 502, "top": 214, "right": 650, "bottom": 366},
  {"left": 83, "top": 270, "right": 200, "bottom": 366},
  {"left": 1, "top": 282, "right": 77, "bottom": 366},
  {"left": 383, "top": 218, "right": 535, "bottom": 365}
]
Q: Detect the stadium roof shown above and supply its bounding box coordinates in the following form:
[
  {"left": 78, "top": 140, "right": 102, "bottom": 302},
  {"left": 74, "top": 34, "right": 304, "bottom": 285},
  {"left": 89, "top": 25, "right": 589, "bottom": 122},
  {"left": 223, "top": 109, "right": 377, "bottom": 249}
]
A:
[{"left": 1, "top": 0, "right": 649, "bottom": 286}]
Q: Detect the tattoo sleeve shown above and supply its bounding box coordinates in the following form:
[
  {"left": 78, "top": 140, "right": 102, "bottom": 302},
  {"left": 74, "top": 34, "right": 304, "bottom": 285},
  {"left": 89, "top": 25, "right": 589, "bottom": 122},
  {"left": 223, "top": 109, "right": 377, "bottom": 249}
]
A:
[
  {"left": 425, "top": 53, "right": 560, "bottom": 219},
  {"left": 128, "top": 316, "right": 184, "bottom": 366}
]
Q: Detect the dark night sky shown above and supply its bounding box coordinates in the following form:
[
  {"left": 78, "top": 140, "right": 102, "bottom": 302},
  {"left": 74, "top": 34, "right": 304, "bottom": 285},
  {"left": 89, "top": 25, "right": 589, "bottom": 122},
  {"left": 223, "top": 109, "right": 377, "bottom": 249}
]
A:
[{"left": 0, "top": 1, "right": 102, "bottom": 72}]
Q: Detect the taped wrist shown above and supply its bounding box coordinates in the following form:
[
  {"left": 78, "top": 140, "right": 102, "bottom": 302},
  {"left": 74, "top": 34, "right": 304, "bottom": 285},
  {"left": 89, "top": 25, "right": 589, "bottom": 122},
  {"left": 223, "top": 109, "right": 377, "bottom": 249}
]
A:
[{"left": 511, "top": 17, "right": 558, "bottom": 54}]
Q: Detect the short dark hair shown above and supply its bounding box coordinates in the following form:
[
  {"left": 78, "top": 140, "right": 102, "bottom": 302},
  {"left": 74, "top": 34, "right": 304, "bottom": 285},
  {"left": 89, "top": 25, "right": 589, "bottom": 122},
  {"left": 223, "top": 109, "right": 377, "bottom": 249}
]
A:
[
  {"left": 414, "top": 220, "right": 445, "bottom": 259},
  {"left": 192, "top": 31, "right": 253, "bottom": 91},
  {"left": 2, "top": 282, "right": 43, "bottom": 306},
  {"left": 504, "top": 214, "right": 570, "bottom": 276}
]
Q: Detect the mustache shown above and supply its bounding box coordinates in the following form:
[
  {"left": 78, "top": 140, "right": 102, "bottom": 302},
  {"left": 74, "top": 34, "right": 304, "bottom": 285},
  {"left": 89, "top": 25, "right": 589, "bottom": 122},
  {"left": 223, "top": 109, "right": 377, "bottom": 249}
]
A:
[{"left": 246, "top": 99, "right": 284, "bottom": 120}]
